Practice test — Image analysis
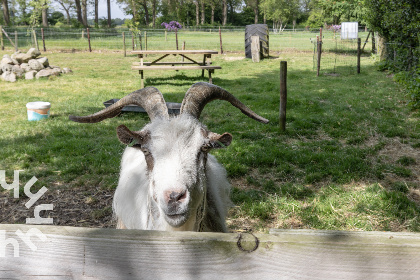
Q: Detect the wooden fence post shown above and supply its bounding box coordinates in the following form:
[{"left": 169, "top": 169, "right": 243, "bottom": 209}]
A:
[
  {"left": 0, "top": 26, "right": 3, "bottom": 50},
  {"left": 14, "top": 31, "right": 18, "bottom": 51},
  {"left": 316, "top": 35, "right": 322, "bottom": 76},
  {"left": 87, "top": 28, "right": 91, "bottom": 52},
  {"left": 132, "top": 32, "right": 134, "bottom": 50},
  {"left": 251, "top": 36, "right": 260, "bottom": 62},
  {"left": 32, "top": 29, "right": 39, "bottom": 50},
  {"left": 181, "top": 41, "right": 186, "bottom": 64},
  {"left": 145, "top": 31, "right": 147, "bottom": 51},
  {"left": 139, "top": 31, "right": 142, "bottom": 50},
  {"left": 1, "top": 28, "right": 15, "bottom": 49},
  {"left": 357, "top": 38, "right": 361, "bottom": 74},
  {"left": 280, "top": 61, "right": 287, "bottom": 131},
  {"left": 41, "top": 28, "right": 46, "bottom": 51},
  {"left": 165, "top": 30, "right": 167, "bottom": 41},
  {"left": 219, "top": 27, "right": 223, "bottom": 54},
  {"left": 175, "top": 29, "right": 178, "bottom": 50},
  {"left": 122, "top": 32, "right": 126, "bottom": 57},
  {"left": 82, "top": 30, "right": 84, "bottom": 39}
]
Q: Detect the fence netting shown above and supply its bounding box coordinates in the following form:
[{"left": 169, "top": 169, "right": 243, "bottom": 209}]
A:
[{"left": 1, "top": 27, "right": 376, "bottom": 75}]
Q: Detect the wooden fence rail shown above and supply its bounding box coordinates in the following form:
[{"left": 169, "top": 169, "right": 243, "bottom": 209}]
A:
[{"left": 0, "top": 224, "right": 419, "bottom": 279}]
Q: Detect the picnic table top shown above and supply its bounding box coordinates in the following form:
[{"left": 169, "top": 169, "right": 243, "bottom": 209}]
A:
[{"left": 131, "top": 50, "right": 219, "bottom": 55}]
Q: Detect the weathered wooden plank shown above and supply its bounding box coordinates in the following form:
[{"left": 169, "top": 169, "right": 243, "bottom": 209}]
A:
[
  {"left": 131, "top": 65, "right": 222, "bottom": 70},
  {"left": 1, "top": 225, "right": 419, "bottom": 280},
  {"left": 132, "top": 62, "right": 212, "bottom": 66},
  {"left": 132, "top": 50, "right": 218, "bottom": 55}
]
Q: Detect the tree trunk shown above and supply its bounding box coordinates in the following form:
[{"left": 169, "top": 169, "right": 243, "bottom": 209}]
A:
[
  {"left": 82, "top": 0, "right": 88, "bottom": 27},
  {"left": 94, "top": 0, "right": 99, "bottom": 27},
  {"left": 200, "top": 0, "right": 205, "bottom": 25},
  {"left": 152, "top": 0, "right": 157, "bottom": 28},
  {"left": 222, "top": 0, "right": 227, "bottom": 26},
  {"left": 253, "top": 0, "right": 259, "bottom": 24},
  {"left": 211, "top": 4, "right": 214, "bottom": 24},
  {"left": 2, "top": 0, "right": 10, "bottom": 26},
  {"left": 75, "top": 0, "right": 83, "bottom": 26},
  {"left": 107, "top": 0, "right": 111, "bottom": 27},
  {"left": 42, "top": 7, "right": 48, "bottom": 27},
  {"left": 131, "top": 0, "right": 137, "bottom": 21},
  {"left": 141, "top": 0, "right": 150, "bottom": 26},
  {"left": 65, "top": 10, "right": 71, "bottom": 24},
  {"left": 194, "top": 1, "right": 199, "bottom": 26}
]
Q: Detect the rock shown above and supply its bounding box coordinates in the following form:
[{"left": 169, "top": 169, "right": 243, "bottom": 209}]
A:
[
  {"left": 1, "top": 64, "right": 12, "bottom": 73},
  {"left": 37, "top": 57, "right": 49, "bottom": 67},
  {"left": 0, "top": 56, "right": 14, "bottom": 66},
  {"left": 11, "top": 65, "right": 24, "bottom": 78},
  {"left": 27, "top": 48, "right": 41, "bottom": 59},
  {"left": 11, "top": 57, "right": 19, "bottom": 65},
  {"left": 62, "top": 67, "right": 73, "bottom": 74},
  {"left": 28, "top": 59, "right": 44, "bottom": 71},
  {"left": 1, "top": 71, "right": 17, "bottom": 82},
  {"left": 52, "top": 67, "right": 62, "bottom": 75},
  {"left": 20, "top": 63, "right": 31, "bottom": 72},
  {"left": 36, "top": 68, "right": 61, "bottom": 79},
  {"left": 14, "top": 53, "right": 32, "bottom": 64},
  {"left": 25, "top": 70, "right": 37, "bottom": 80}
]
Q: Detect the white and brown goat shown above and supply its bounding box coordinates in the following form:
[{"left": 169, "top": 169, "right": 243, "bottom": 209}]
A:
[{"left": 70, "top": 82, "right": 268, "bottom": 232}]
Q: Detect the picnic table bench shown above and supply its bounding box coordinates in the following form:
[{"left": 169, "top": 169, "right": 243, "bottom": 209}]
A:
[{"left": 131, "top": 50, "right": 221, "bottom": 88}]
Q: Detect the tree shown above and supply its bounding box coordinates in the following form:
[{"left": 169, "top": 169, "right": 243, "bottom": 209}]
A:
[
  {"left": 140, "top": 0, "right": 150, "bottom": 25},
  {"left": 260, "top": 0, "right": 299, "bottom": 31},
  {"left": 56, "top": 0, "right": 75, "bottom": 24},
  {"left": 82, "top": 0, "right": 88, "bottom": 26},
  {"left": 246, "top": 0, "right": 259, "bottom": 24},
  {"left": 107, "top": 0, "right": 111, "bottom": 27},
  {"left": 222, "top": 0, "right": 227, "bottom": 25},
  {"left": 16, "top": 0, "right": 30, "bottom": 25},
  {"left": 208, "top": 0, "right": 218, "bottom": 24},
  {"left": 200, "top": 0, "right": 205, "bottom": 25},
  {"left": 74, "top": 0, "right": 84, "bottom": 26},
  {"left": 42, "top": 2, "right": 49, "bottom": 27},
  {"left": 2, "top": 0, "right": 11, "bottom": 25},
  {"left": 193, "top": 0, "right": 198, "bottom": 25},
  {"left": 94, "top": 0, "right": 98, "bottom": 27},
  {"left": 151, "top": 0, "right": 157, "bottom": 28}
]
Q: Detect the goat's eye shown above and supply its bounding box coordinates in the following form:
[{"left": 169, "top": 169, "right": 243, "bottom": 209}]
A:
[
  {"left": 201, "top": 144, "right": 211, "bottom": 152},
  {"left": 141, "top": 148, "right": 151, "bottom": 156}
]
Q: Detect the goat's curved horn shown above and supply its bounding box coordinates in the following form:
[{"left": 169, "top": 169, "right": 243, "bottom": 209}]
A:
[
  {"left": 180, "top": 82, "right": 269, "bottom": 124},
  {"left": 69, "top": 87, "right": 169, "bottom": 123}
]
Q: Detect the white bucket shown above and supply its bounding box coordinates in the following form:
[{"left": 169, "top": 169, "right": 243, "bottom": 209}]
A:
[{"left": 26, "top": 101, "right": 51, "bottom": 121}]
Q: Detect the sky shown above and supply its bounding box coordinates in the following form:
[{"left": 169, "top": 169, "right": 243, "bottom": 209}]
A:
[
  {"left": 53, "top": 0, "right": 128, "bottom": 20},
  {"left": 97, "top": 1, "right": 127, "bottom": 19}
]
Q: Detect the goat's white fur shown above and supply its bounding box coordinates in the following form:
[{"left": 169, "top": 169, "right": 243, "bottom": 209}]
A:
[{"left": 112, "top": 114, "right": 231, "bottom": 231}]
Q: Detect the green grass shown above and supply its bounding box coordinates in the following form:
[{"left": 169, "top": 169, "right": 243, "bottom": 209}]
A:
[{"left": 0, "top": 43, "right": 419, "bottom": 232}]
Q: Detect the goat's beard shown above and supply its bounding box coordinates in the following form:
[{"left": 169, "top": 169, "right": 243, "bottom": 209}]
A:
[{"left": 164, "top": 210, "right": 190, "bottom": 227}]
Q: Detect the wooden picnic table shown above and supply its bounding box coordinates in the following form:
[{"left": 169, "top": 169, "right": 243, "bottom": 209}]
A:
[{"left": 131, "top": 50, "right": 221, "bottom": 88}]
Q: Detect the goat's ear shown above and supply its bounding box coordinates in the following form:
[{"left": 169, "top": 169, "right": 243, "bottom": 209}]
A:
[
  {"left": 116, "top": 125, "right": 149, "bottom": 147},
  {"left": 207, "top": 132, "right": 233, "bottom": 149}
]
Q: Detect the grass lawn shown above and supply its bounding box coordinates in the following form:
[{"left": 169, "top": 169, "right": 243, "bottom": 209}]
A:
[{"left": 0, "top": 47, "right": 419, "bottom": 232}]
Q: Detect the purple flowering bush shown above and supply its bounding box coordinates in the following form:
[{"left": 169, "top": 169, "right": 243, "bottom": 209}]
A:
[
  {"left": 161, "top": 21, "right": 183, "bottom": 31},
  {"left": 330, "top": 25, "right": 341, "bottom": 32}
]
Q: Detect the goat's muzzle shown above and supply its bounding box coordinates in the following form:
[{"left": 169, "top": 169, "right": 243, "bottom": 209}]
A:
[{"left": 163, "top": 189, "right": 190, "bottom": 227}]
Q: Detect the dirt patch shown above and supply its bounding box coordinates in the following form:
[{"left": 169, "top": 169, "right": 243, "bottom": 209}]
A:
[
  {"left": 222, "top": 56, "right": 245, "bottom": 61},
  {"left": 0, "top": 185, "right": 116, "bottom": 228}
]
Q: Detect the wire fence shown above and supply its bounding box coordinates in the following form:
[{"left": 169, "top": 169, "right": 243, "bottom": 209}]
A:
[
  {"left": 383, "top": 42, "right": 419, "bottom": 72},
  {"left": 0, "top": 27, "right": 376, "bottom": 76}
]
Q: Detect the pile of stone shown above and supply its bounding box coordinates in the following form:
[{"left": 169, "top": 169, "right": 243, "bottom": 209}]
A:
[{"left": 0, "top": 48, "right": 72, "bottom": 82}]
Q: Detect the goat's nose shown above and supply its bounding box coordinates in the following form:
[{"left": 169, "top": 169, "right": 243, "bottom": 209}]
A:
[{"left": 165, "top": 189, "right": 187, "bottom": 204}]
